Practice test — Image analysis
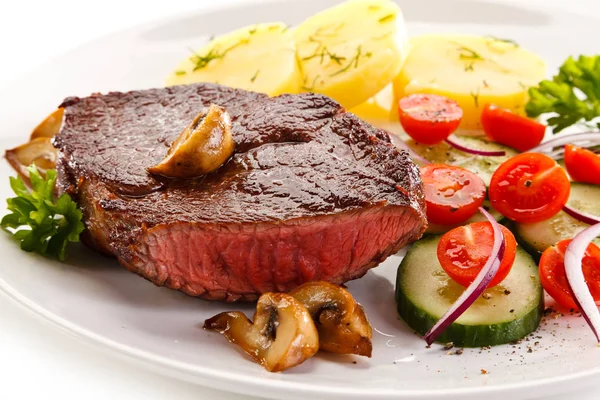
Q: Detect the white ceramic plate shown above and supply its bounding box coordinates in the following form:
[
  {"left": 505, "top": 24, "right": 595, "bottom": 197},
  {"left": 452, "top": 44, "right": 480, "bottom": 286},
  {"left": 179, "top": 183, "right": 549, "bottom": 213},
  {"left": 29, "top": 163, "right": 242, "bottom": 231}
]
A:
[{"left": 1, "top": 1, "right": 600, "bottom": 399}]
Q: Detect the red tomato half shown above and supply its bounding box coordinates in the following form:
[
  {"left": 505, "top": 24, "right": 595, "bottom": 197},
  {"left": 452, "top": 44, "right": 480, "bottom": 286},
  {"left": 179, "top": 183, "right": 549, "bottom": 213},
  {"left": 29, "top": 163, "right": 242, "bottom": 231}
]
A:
[
  {"left": 539, "top": 239, "right": 600, "bottom": 310},
  {"left": 489, "top": 153, "right": 570, "bottom": 223},
  {"left": 398, "top": 94, "right": 463, "bottom": 145},
  {"left": 481, "top": 104, "right": 545, "bottom": 152},
  {"left": 437, "top": 222, "right": 517, "bottom": 288},
  {"left": 564, "top": 144, "right": 600, "bottom": 185},
  {"left": 420, "top": 164, "right": 486, "bottom": 225}
]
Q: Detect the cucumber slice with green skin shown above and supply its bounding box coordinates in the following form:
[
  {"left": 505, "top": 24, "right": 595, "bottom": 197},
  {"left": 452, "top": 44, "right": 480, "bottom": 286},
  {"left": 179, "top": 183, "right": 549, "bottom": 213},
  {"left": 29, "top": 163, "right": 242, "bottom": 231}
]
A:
[
  {"left": 406, "top": 136, "right": 517, "bottom": 186},
  {"left": 425, "top": 200, "right": 504, "bottom": 235},
  {"left": 396, "top": 235, "right": 544, "bottom": 347},
  {"left": 514, "top": 183, "right": 600, "bottom": 257}
]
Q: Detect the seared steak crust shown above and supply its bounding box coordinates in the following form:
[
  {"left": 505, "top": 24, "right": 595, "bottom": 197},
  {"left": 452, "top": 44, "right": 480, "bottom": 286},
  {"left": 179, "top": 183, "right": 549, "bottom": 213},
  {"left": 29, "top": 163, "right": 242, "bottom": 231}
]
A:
[{"left": 54, "top": 83, "right": 426, "bottom": 301}]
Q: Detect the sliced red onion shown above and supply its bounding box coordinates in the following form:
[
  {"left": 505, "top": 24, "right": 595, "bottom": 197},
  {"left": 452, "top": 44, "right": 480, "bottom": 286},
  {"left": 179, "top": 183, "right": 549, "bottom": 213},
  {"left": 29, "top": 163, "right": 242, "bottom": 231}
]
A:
[
  {"left": 445, "top": 136, "right": 506, "bottom": 157},
  {"left": 424, "top": 208, "right": 506, "bottom": 345},
  {"left": 563, "top": 205, "right": 600, "bottom": 225},
  {"left": 528, "top": 132, "right": 600, "bottom": 155},
  {"left": 564, "top": 223, "right": 600, "bottom": 343}
]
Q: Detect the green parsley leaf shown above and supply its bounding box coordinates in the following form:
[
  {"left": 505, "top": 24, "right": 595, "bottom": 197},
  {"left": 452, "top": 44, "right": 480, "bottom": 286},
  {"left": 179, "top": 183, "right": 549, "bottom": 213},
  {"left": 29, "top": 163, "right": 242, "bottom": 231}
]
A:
[
  {"left": 526, "top": 55, "right": 600, "bottom": 133},
  {"left": 1, "top": 165, "right": 84, "bottom": 261}
]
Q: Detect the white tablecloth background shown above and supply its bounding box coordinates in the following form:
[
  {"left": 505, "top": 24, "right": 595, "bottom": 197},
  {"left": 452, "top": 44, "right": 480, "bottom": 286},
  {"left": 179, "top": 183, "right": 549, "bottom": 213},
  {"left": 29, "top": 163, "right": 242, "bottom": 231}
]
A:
[{"left": 0, "top": 1, "right": 597, "bottom": 399}]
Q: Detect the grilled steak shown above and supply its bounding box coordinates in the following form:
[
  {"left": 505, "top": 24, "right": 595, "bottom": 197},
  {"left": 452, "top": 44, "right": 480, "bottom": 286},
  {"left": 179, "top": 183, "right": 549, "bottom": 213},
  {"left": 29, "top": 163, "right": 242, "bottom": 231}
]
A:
[{"left": 54, "top": 83, "right": 426, "bottom": 301}]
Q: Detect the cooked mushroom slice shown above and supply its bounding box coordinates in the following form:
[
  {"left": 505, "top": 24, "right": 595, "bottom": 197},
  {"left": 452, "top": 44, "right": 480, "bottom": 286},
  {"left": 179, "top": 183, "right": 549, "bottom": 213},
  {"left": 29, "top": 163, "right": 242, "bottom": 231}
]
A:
[
  {"left": 204, "top": 293, "right": 319, "bottom": 372},
  {"left": 290, "top": 281, "right": 373, "bottom": 357},
  {"left": 5, "top": 137, "right": 57, "bottom": 181},
  {"left": 30, "top": 108, "right": 64, "bottom": 140},
  {"left": 148, "top": 104, "right": 235, "bottom": 178}
]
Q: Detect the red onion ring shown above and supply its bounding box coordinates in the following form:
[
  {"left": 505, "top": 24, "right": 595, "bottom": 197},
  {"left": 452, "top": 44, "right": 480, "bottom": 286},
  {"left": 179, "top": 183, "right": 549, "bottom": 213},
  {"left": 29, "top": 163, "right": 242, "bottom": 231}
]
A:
[
  {"left": 564, "top": 223, "right": 600, "bottom": 343},
  {"left": 445, "top": 136, "right": 506, "bottom": 157},
  {"left": 563, "top": 205, "right": 600, "bottom": 225},
  {"left": 424, "top": 207, "right": 506, "bottom": 345},
  {"left": 528, "top": 132, "right": 600, "bottom": 155}
]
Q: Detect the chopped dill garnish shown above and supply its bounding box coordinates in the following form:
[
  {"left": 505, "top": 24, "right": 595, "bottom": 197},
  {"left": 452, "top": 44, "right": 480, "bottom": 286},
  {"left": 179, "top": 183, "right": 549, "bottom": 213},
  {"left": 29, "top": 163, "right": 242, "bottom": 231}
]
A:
[
  {"left": 454, "top": 45, "right": 484, "bottom": 60},
  {"left": 248, "top": 26, "right": 258, "bottom": 35},
  {"left": 379, "top": 14, "right": 395, "bottom": 23},
  {"left": 313, "top": 22, "right": 345, "bottom": 38},
  {"left": 175, "top": 70, "right": 187, "bottom": 76},
  {"left": 485, "top": 35, "right": 519, "bottom": 47},
  {"left": 470, "top": 90, "right": 481, "bottom": 108},
  {"left": 302, "top": 74, "right": 321, "bottom": 91},
  {"left": 330, "top": 46, "right": 364, "bottom": 77},
  {"left": 302, "top": 45, "right": 346, "bottom": 65},
  {"left": 189, "top": 40, "right": 247, "bottom": 71},
  {"left": 250, "top": 70, "right": 260, "bottom": 83},
  {"left": 450, "top": 41, "right": 485, "bottom": 71},
  {"left": 368, "top": 4, "right": 381, "bottom": 10},
  {"left": 328, "top": 51, "right": 346, "bottom": 65},
  {"left": 517, "top": 81, "right": 528, "bottom": 90}
]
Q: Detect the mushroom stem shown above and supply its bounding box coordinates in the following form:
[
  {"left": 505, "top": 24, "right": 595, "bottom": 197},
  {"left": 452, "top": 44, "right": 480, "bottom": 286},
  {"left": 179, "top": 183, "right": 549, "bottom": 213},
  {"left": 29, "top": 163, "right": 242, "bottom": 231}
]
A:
[
  {"left": 290, "top": 282, "right": 373, "bottom": 357},
  {"left": 204, "top": 293, "right": 319, "bottom": 372}
]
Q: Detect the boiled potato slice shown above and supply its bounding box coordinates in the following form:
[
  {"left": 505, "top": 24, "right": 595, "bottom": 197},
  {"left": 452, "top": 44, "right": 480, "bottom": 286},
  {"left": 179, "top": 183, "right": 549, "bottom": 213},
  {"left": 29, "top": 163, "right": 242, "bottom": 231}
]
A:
[
  {"left": 349, "top": 84, "right": 396, "bottom": 123},
  {"left": 393, "top": 34, "right": 547, "bottom": 132},
  {"left": 166, "top": 23, "right": 301, "bottom": 96},
  {"left": 294, "top": 0, "right": 409, "bottom": 109}
]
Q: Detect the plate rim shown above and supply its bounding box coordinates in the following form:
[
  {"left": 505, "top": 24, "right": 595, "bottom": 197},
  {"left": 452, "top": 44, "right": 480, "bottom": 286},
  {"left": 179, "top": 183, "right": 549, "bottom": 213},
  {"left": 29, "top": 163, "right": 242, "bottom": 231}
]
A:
[
  {"left": 3, "top": 270, "right": 600, "bottom": 400},
  {"left": 2, "top": 0, "right": 600, "bottom": 398}
]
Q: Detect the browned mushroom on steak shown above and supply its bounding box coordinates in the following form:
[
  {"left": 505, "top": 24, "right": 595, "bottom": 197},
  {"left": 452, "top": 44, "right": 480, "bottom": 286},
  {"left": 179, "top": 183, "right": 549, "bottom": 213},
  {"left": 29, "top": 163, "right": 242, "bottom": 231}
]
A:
[{"left": 148, "top": 104, "right": 235, "bottom": 178}]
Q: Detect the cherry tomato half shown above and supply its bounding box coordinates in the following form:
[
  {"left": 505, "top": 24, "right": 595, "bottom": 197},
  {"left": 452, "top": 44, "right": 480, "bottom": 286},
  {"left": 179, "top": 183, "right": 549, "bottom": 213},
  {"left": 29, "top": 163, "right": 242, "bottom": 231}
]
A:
[
  {"left": 489, "top": 153, "right": 570, "bottom": 223},
  {"left": 420, "top": 164, "right": 486, "bottom": 225},
  {"left": 481, "top": 104, "right": 545, "bottom": 152},
  {"left": 564, "top": 144, "right": 600, "bottom": 186},
  {"left": 539, "top": 239, "right": 600, "bottom": 310},
  {"left": 437, "top": 222, "right": 517, "bottom": 288},
  {"left": 398, "top": 94, "right": 463, "bottom": 145}
]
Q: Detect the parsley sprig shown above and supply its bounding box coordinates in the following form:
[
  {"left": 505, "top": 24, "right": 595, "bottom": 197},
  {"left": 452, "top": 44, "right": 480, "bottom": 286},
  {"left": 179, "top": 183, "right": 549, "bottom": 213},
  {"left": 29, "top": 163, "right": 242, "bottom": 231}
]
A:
[
  {"left": 1, "top": 165, "right": 84, "bottom": 260},
  {"left": 526, "top": 55, "right": 600, "bottom": 133}
]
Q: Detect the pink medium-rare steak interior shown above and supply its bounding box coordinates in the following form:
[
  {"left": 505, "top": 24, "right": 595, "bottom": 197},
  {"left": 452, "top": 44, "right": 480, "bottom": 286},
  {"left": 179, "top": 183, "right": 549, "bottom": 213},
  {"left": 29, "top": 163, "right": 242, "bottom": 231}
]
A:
[
  {"left": 54, "top": 83, "right": 427, "bottom": 301},
  {"left": 132, "top": 206, "right": 419, "bottom": 302}
]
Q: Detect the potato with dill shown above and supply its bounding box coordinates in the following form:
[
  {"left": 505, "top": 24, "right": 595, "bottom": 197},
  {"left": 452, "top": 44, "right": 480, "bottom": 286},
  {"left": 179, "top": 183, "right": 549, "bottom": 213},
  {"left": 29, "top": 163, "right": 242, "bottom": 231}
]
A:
[
  {"left": 166, "top": 23, "right": 301, "bottom": 96},
  {"left": 393, "top": 34, "right": 547, "bottom": 132},
  {"left": 294, "top": 0, "right": 409, "bottom": 109}
]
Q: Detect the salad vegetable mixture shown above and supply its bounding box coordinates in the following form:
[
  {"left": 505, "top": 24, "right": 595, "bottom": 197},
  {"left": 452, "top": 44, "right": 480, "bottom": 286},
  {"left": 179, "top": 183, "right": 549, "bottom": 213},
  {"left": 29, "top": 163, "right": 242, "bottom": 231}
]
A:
[
  {"left": 4, "top": 0, "right": 600, "bottom": 353},
  {"left": 394, "top": 63, "right": 600, "bottom": 346}
]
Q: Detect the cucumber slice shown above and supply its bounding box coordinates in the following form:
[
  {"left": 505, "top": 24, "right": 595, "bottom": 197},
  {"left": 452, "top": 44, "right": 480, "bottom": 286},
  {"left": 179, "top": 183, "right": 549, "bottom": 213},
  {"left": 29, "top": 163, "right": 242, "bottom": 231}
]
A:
[
  {"left": 406, "top": 136, "right": 517, "bottom": 186},
  {"left": 514, "top": 183, "right": 600, "bottom": 256},
  {"left": 396, "top": 235, "right": 544, "bottom": 347},
  {"left": 425, "top": 200, "right": 504, "bottom": 235}
]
